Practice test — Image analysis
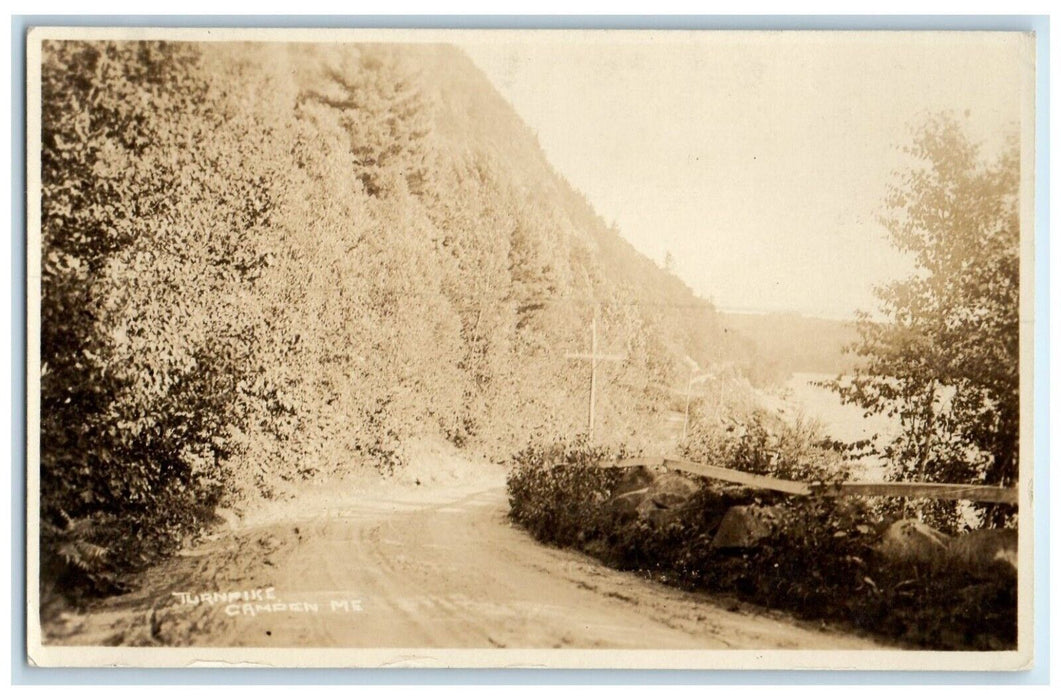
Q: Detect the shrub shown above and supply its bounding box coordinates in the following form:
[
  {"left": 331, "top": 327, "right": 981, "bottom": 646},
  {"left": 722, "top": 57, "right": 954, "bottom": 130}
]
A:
[
  {"left": 507, "top": 438, "right": 1016, "bottom": 650},
  {"left": 507, "top": 435, "right": 635, "bottom": 545},
  {"left": 679, "top": 406, "right": 851, "bottom": 483},
  {"left": 40, "top": 40, "right": 247, "bottom": 602}
]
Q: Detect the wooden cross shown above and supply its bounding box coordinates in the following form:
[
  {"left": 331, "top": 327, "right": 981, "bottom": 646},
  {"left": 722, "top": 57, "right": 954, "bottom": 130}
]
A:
[{"left": 565, "top": 315, "right": 625, "bottom": 441}]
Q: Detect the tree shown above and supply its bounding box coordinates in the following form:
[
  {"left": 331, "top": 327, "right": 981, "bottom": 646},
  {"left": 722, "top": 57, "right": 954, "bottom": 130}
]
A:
[
  {"left": 39, "top": 40, "right": 293, "bottom": 594},
  {"left": 40, "top": 41, "right": 223, "bottom": 532},
  {"left": 297, "top": 45, "right": 432, "bottom": 199},
  {"left": 831, "top": 113, "right": 1020, "bottom": 529}
]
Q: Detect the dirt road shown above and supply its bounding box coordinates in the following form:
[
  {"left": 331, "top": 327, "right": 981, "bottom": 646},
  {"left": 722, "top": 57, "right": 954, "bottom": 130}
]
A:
[{"left": 44, "top": 466, "right": 886, "bottom": 651}]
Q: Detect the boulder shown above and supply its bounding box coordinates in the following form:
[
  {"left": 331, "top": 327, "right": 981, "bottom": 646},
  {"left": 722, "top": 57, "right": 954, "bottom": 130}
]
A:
[
  {"left": 948, "top": 528, "right": 1017, "bottom": 573},
  {"left": 642, "top": 471, "right": 700, "bottom": 510},
  {"left": 711, "top": 505, "right": 783, "bottom": 549},
  {"left": 609, "top": 465, "right": 659, "bottom": 517},
  {"left": 614, "top": 464, "right": 657, "bottom": 495},
  {"left": 635, "top": 471, "right": 702, "bottom": 527},
  {"left": 876, "top": 519, "right": 951, "bottom": 565}
]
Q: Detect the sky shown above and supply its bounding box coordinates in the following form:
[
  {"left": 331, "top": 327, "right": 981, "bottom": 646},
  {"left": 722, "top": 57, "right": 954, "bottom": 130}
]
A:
[{"left": 457, "top": 31, "right": 1031, "bottom": 320}]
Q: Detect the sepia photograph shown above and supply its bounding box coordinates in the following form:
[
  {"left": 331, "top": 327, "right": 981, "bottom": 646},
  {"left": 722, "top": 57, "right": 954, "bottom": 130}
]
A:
[{"left": 24, "top": 26, "right": 1036, "bottom": 669}]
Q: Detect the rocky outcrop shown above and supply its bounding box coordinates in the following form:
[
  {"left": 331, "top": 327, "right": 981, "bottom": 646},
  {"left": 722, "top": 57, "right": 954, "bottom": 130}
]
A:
[{"left": 876, "top": 519, "right": 1017, "bottom": 575}]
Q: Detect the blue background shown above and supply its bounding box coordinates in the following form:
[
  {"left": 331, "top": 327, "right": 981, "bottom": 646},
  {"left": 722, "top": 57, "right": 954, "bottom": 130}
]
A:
[{"left": 9, "top": 13, "right": 1051, "bottom": 685}]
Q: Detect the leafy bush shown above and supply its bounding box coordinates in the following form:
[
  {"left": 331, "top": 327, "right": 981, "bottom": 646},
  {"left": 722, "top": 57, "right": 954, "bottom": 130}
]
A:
[
  {"left": 40, "top": 40, "right": 248, "bottom": 602},
  {"left": 507, "top": 439, "right": 1016, "bottom": 650},
  {"left": 680, "top": 405, "right": 851, "bottom": 483},
  {"left": 507, "top": 435, "right": 635, "bottom": 546}
]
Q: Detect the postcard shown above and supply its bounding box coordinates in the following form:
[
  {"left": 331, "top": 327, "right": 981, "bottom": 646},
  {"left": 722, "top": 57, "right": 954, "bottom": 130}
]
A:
[{"left": 24, "top": 26, "right": 1037, "bottom": 669}]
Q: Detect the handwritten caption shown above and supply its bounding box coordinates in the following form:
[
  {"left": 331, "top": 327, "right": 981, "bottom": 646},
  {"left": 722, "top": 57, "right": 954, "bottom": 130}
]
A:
[{"left": 171, "top": 588, "right": 363, "bottom": 617}]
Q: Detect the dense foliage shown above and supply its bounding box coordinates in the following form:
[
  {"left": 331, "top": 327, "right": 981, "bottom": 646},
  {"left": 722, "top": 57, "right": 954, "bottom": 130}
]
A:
[
  {"left": 40, "top": 41, "right": 278, "bottom": 596},
  {"left": 679, "top": 404, "right": 853, "bottom": 483},
  {"left": 38, "top": 41, "right": 740, "bottom": 600},
  {"left": 828, "top": 114, "right": 1021, "bottom": 529},
  {"left": 507, "top": 446, "right": 1016, "bottom": 650}
]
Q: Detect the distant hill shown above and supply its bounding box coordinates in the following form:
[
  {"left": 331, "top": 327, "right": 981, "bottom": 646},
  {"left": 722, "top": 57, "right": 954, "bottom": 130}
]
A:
[{"left": 718, "top": 311, "right": 860, "bottom": 383}]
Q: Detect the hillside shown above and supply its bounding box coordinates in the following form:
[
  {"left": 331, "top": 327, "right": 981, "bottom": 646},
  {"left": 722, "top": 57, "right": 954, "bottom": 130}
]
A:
[
  {"left": 38, "top": 40, "right": 746, "bottom": 594},
  {"left": 718, "top": 311, "right": 859, "bottom": 383},
  {"left": 416, "top": 44, "right": 729, "bottom": 369}
]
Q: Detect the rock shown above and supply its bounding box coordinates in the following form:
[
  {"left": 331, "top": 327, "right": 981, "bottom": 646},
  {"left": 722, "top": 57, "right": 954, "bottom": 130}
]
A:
[
  {"left": 608, "top": 468, "right": 700, "bottom": 525},
  {"left": 614, "top": 465, "right": 657, "bottom": 496},
  {"left": 631, "top": 471, "right": 701, "bottom": 526},
  {"left": 609, "top": 465, "right": 659, "bottom": 517},
  {"left": 948, "top": 528, "right": 1017, "bottom": 573},
  {"left": 711, "top": 505, "right": 783, "bottom": 549},
  {"left": 876, "top": 519, "right": 951, "bottom": 565},
  {"left": 642, "top": 471, "right": 700, "bottom": 510}
]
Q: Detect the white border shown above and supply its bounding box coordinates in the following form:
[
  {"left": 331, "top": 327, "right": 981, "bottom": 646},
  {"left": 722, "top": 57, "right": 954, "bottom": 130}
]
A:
[{"left": 22, "top": 25, "right": 1039, "bottom": 671}]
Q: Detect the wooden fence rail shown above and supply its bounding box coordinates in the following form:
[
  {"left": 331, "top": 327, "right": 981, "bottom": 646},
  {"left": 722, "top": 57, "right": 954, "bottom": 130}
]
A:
[{"left": 584, "top": 456, "right": 1018, "bottom": 505}]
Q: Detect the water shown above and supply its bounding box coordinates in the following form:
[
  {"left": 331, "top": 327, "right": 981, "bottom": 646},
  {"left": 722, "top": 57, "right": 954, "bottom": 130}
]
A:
[
  {"left": 766, "top": 372, "right": 902, "bottom": 481},
  {"left": 780, "top": 373, "right": 900, "bottom": 445}
]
